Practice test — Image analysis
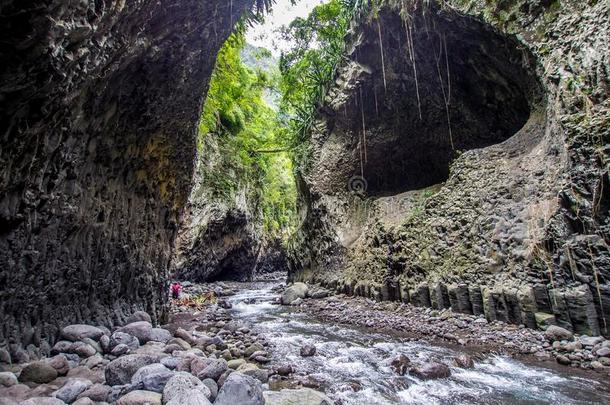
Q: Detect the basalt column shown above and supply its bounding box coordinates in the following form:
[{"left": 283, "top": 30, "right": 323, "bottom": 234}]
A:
[{"left": 0, "top": 0, "right": 256, "bottom": 350}]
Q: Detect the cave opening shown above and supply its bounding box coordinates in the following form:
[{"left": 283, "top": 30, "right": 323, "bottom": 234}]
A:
[{"left": 332, "top": 5, "right": 543, "bottom": 197}]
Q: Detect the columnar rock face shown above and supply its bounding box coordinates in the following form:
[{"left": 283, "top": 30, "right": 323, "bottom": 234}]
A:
[
  {"left": 0, "top": 0, "right": 255, "bottom": 348},
  {"left": 289, "top": 0, "right": 609, "bottom": 336}
]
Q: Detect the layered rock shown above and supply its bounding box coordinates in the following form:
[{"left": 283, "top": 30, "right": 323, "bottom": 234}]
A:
[
  {"left": 289, "top": 0, "right": 609, "bottom": 336},
  {"left": 0, "top": 0, "right": 256, "bottom": 348}
]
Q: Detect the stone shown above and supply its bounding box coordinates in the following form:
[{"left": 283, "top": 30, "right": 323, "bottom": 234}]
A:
[
  {"left": 214, "top": 372, "right": 264, "bottom": 405},
  {"left": 126, "top": 311, "right": 153, "bottom": 324},
  {"left": 196, "top": 358, "right": 228, "bottom": 381},
  {"left": 580, "top": 336, "right": 604, "bottom": 347},
  {"left": 556, "top": 355, "right": 571, "bottom": 365},
  {"left": 61, "top": 325, "right": 105, "bottom": 342},
  {"left": 201, "top": 378, "right": 218, "bottom": 401},
  {"left": 228, "top": 359, "right": 246, "bottom": 370},
  {"left": 410, "top": 362, "right": 451, "bottom": 380},
  {"left": 390, "top": 354, "right": 410, "bottom": 375},
  {"left": 131, "top": 363, "right": 174, "bottom": 393},
  {"left": 117, "top": 390, "right": 162, "bottom": 405},
  {"left": 18, "top": 398, "right": 65, "bottom": 405},
  {"left": 0, "top": 348, "right": 11, "bottom": 364},
  {"left": 105, "top": 354, "right": 158, "bottom": 386},
  {"left": 47, "top": 355, "right": 70, "bottom": 375},
  {"left": 161, "top": 357, "right": 180, "bottom": 370},
  {"left": 70, "top": 342, "right": 97, "bottom": 358},
  {"left": 595, "top": 347, "right": 610, "bottom": 357},
  {"left": 544, "top": 325, "right": 573, "bottom": 342},
  {"left": 18, "top": 361, "right": 58, "bottom": 383},
  {"left": 53, "top": 378, "right": 93, "bottom": 403},
  {"left": 73, "top": 399, "right": 94, "bottom": 405},
  {"left": 264, "top": 388, "right": 333, "bottom": 405},
  {"left": 165, "top": 390, "right": 212, "bottom": 405},
  {"left": 118, "top": 322, "right": 153, "bottom": 344},
  {"left": 0, "top": 372, "right": 18, "bottom": 387},
  {"left": 300, "top": 344, "right": 316, "bottom": 357},
  {"left": 244, "top": 343, "right": 264, "bottom": 357},
  {"left": 149, "top": 329, "right": 172, "bottom": 344},
  {"left": 110, "top": 332, "right": 140, "bottom": 351},
  {"left": 112, "top": 344, "right": 131, "bottom": 356},
  {"left": 77, "top": 383, "right": 112, "bottom": 401},
  {"left": 281, "top": 283, "right": 309, "bottom": 305},
  {"left": 162, "top": 372, "right": 211, "bottom": 404},
  {"left": 276, "top": 364, "right": 294, "bottom": 376},
  {"left": 454, "top": 354, "right": 474, "bottom": 369}
]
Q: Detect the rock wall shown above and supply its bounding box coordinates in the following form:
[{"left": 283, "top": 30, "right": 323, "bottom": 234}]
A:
[
  {"left": 0, "top": 0, "right": 256, "bottom": 352},
  {"left": 289, "top": 0, "right": 610, "bottom": 336}
]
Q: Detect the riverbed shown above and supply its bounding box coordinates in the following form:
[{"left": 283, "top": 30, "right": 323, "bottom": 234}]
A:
[{"left": 227, "top": 281, "right": 610, "bottom": 405}]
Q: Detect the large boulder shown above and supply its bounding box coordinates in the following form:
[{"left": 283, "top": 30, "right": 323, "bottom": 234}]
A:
[
  {"left": 61, "top": 325, "right": 105, "bottom": 342},
  {"left": 410, "top": 362, "right": 451, "bottom": 380},
  {"left": 264, "top": 388, "right": 333, "bottom": 405},
  {"left": 544, "top": 325, "right": 573, "bottom": 342},
  {"left": 105, "top": 354, "right": 158, "bottom": 386},
  {"left": 162, "top": 372, "right": 211, "bottom": 404},
  {"left": 18, "top": 361, "right": 58, "bottom": 383},
  {"left": 214, "top": 372, "right": 264, "bottom": 405},
  {"left": 281, "top": 283, "right": 309, "bottom": 305}
]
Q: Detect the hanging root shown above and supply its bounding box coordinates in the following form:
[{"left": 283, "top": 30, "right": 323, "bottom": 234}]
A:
[
  {"left": 404, "top": 18, "right": 422, "bottom": 120},
  {"left": 360, "top": 87, "right": 368, "bottom": 163},
  {"left": 377, "top": 19, "right": 387, "bottom": 94},
  {"left": 434, "top": 32, "right": 454, "bottom": 150}
]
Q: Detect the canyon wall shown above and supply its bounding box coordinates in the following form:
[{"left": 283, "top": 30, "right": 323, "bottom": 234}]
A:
[
  {"left": 0, "top": 0, "right": 255, "bottom": 354},
  {"left": 289, "top": 0, "right": 610, "bottom": 336}
]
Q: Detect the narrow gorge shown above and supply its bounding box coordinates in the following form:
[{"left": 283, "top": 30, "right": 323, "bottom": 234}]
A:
[{"left": 0, "top": 0, "right": 608, "bottom": 404}]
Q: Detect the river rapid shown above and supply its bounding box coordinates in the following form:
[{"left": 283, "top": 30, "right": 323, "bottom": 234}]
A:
[{"left": 226, "top": 280, "right": 610, "bottom": 405}]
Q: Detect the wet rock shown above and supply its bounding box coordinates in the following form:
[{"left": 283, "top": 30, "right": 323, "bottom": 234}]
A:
[
  {"left": 544, "top": 325, "right": 573, "bottom": 342},
  {"left": 126, "top": 311, "right": 153, "bottom": 324},
  {"left": 0, "top": 372, "right": 18, "bottom": 387},
  {"left": 214, "top": 372, "right": 264, "bottom": 405},
  {"left": 105, "top": 354, "right": 158, "bottom": 386},
  {"left": 162, "top": 372, "right": 212, "bottom": 404},
  {"left": 454, "top": 354, "right": 474, "bottom": 369},
  {"left": 52, "top": 378, "right": 93, "bottom": 403},
  {"left": 18, "top": 361, "right": 58, "bottom": 383},
  {"left": 264, "top": 387, "right": 333, "bottom": 405},
  {"left": 300, "top": 344, "right": 316, "bottom": 357},
  {"left": 131, "top": 363, "right": 173, "bottom": 393},
  {"left": 117, "top": 390, "right": 162, "bottom": 405},
  {"left": 61, "top": 325, "right": 104, "bottom": 342},
  {"left": 390, "top": 354, "right": 410, "bottom": 375},
  {"left": 281, "top": 283, "right": 309, "bottom": 305},
  {"left": 556, "top": 355, "right": 571, "bottom": 365},
  {"left": 410, "top": 362, "right": 451, "bottom": 380}
]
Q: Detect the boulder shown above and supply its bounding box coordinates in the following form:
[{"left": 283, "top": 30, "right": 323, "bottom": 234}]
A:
[
  {"left": 300, "top": 344, "right": 316, "bottom": 357},
  {"left": 18, "top": 361, "right": 58, "bottom": 383},
  {"left": 105, "top": 354, "right": 158, "bottom": 386},
  {"left": 131, "top": 363, "right": 174, "bottom": 393},
  {"left": 61, "top": 325, "right": 104, "bottom": 342},
  {"left": 214, "top": 372, "right": 264, "bottom": 405},
  {"left": 77, "top": 383, "right": 112, "bottom": 402},
  {"left": 18, "top": 398, "right": 65, "bottom": 405},
  {"left": 47, "top": 355, "right": 70, "bottom": 375},
  {"left": 125, "top": 311, "right": 153, "bottom": 324},
  {"left": 281, "top": 283, "right": 308, "bottom": 305},
  {"left": 454, "top": 354, "right": 474, "bottom": 369},
  {"left": 264, "top": 388, "right": 333, "bottom": 405},
  {"left": 162, "top": 372, "right": 211, "bottom": 404},
  {"left": 118, "top": 322, "right": 153, "bottom": 344},
  {"left": 410, "top": 362, "right": 451, "bottom": 380},
  {"left": 52, "top": 378, "right": 93, "bottom": 403},
  {"left": 0, "top": 372, "right": 18, "bottom": 387},
  {"left": 110, "top": 332, "right": 140, "bottom": 351},
  {"left": 117, "top": 390, "right": 162, "bottom": 405},
  {"left": 149, "top": 329, "right": 172, "bottom": 344},
  {"left": 596, "top": 347, "right": 610, "bottom": 357},
  {"left": 196, "top": 358, "right": 228, "bottom": 381},
  {"left": 165, "top": 390, "right": 212, "bottom": 405},
  {"left": 228, "top": 359, "right": 246, "bottom": 370},
  {"left": 390, "top": 354, "right": 410, "bottom": 375},
  {"left": 201, "top": 378, "right": 218, "bottom": 401},
  {"left": 544, "top": 325, "right": 573, "bottom": 342}
]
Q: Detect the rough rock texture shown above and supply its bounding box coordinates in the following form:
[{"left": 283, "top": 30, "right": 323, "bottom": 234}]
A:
[
  {"left": 0, "top": 0, "right": 256, "bottom": 349},
  {"left": 289, "top": 0, "right": 609, "bottom": 336}
]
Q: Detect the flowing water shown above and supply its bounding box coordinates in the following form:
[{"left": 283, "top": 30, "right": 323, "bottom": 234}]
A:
[{"left": 226, "top": 281, "right": 610, "bottom": 405}]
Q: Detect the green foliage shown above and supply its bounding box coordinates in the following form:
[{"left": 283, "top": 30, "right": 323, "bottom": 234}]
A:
[{"left": 196, "top": 29, "right": 297, "bottom": 238}]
